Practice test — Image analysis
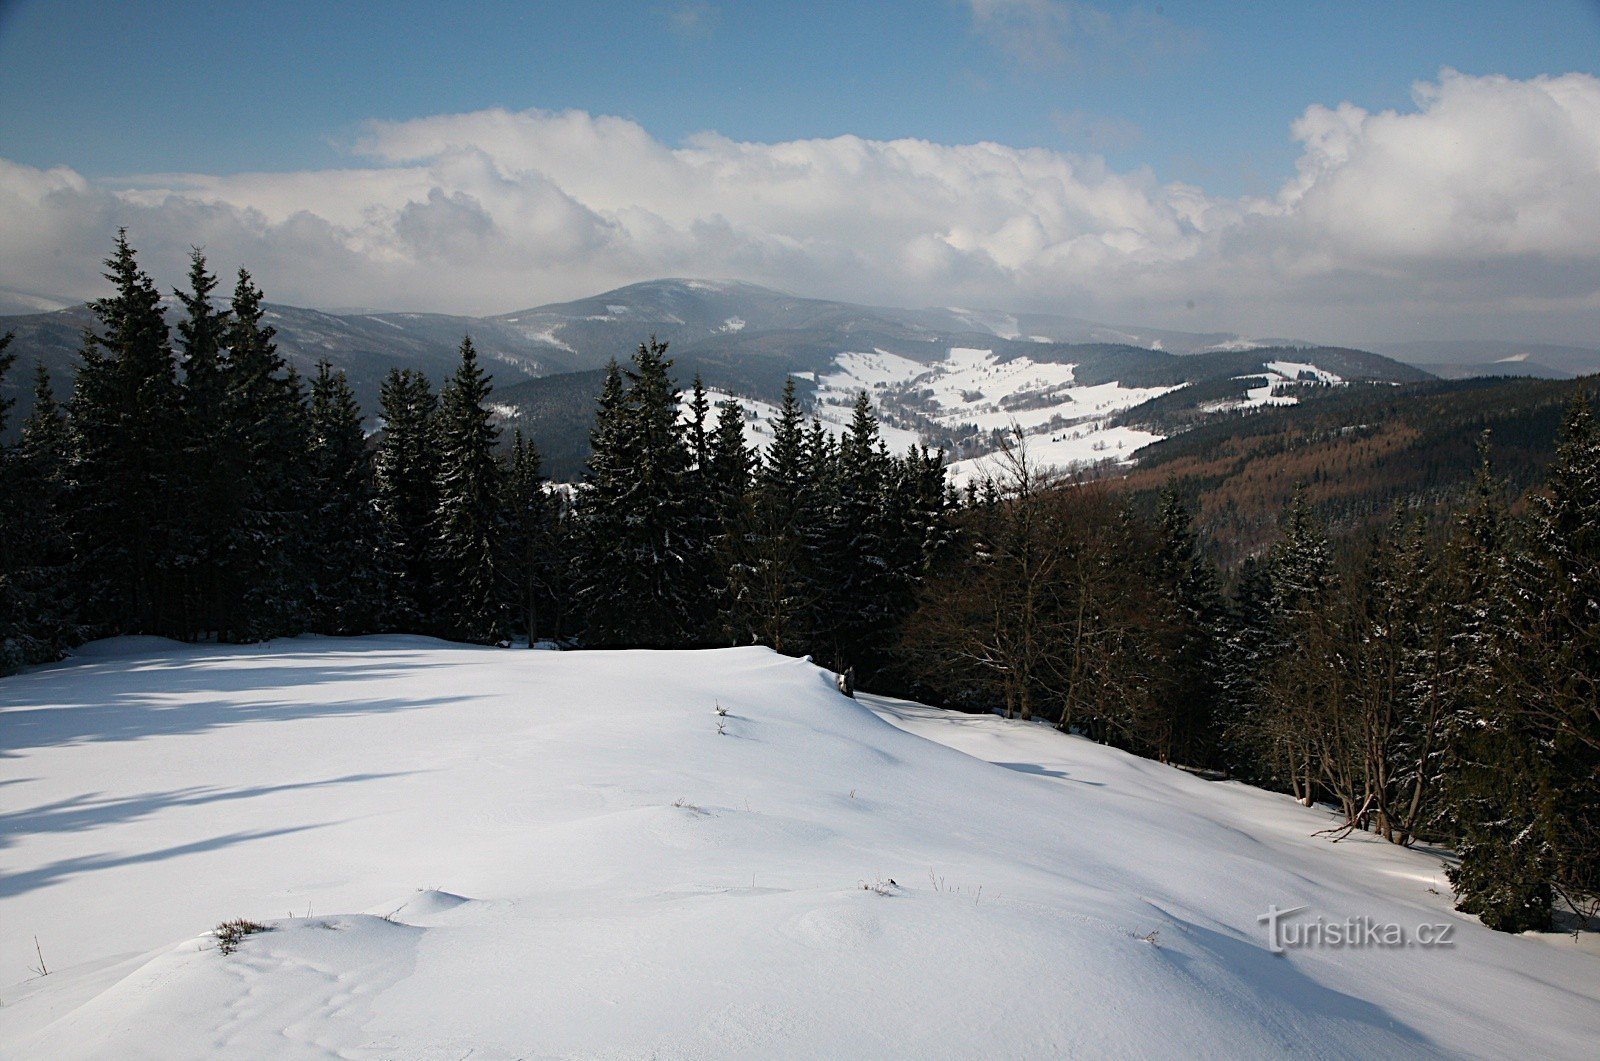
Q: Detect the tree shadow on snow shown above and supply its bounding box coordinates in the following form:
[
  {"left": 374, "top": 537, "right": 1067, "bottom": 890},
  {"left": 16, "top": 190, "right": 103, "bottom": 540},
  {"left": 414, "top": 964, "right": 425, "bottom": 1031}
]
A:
[
  {"left": 0, "top": 822, "right": 338, "bottom": 898},
  {"left": 993, "top": 761, "right": 1104, "bottom": 785},
  {"left": 1144, "top": 910, "right": 1441, "bottom": 1055},
  {"left": 0, "top": 651, "right": 477, "bottom": 756},
  {"left": 0, "top": 773, "right": 417, "bottom": 851}
]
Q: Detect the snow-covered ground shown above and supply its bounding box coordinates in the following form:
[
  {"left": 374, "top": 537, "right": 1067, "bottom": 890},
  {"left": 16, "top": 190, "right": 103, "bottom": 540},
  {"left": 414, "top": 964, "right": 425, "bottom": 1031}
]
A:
[
  {"left": 681, "top": 388, "right": 923, "bottom": 456},
  {"left": 2, "top": 637, "right": 1597, "bottom": 1058},
  {"left": 812, "top": 346, "right": 1179, "bottom": 476}
]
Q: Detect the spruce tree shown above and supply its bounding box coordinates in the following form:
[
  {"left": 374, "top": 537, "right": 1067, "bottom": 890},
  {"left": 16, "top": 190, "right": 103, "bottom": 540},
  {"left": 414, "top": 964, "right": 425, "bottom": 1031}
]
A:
[
  {"left": 574, "top": 361, "right": 629, "bottom": 638},
  {"left": 1508, "top": 394, "right": 1600, "bottom": 917},
  {"left": 70, "top": 232, "right": 185, "bottom": 635},
  {"left": 224, "top": 269, "right": 309, "bottom": 640},
  {"left": 818, "top": 391, "right": 891, "bottom": 669},
  {"left": 1444, "top": 439, "right": 1553, "bottom": 931},
  {"left": 174, "top": 250, "right": 235, "bottom": 639},
  {"left": 10, "top": 363, "right": 79, "bottom": 666},
  {"left": 679, "top": 375, "right": 721, "bottom": 643},
  {"left": 0, "top": 337, "right": 29, "bottom": 672},
  {"left": 304, "top": 362, "right": 384, "bottom": 634},
  {"left": 742, "top": 377, "right": 814, "bottom": 652},
  {"left": 376, "top": 367, "right": 441, "bottom": 630},
  {"left": 1149, "top": 488, "right": 1225, "bottom": 765},
  {"left": 575, "top": 338, "right": 695, "bottom": 647},
  {"left": 503, "top": 430, "right": 562, "bottom": 644},
  {"left": 432, "top": 336, "right": 506, "bottom": 643},
  {"left": 707, "top": 397, "right": 755, "bottom": 643}
]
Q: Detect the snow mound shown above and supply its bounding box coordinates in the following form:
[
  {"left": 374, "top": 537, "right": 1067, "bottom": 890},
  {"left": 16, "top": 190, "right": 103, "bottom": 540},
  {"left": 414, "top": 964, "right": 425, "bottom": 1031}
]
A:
[{"left": 1, "top": 638, "right": 1597, "bottom": 1057}]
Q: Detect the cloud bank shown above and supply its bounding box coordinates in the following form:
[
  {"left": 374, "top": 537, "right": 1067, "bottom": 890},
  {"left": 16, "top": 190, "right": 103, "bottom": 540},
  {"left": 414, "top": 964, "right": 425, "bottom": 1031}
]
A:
[{"left": 2, "top": 70, "right": 1598, "bottom": 342}]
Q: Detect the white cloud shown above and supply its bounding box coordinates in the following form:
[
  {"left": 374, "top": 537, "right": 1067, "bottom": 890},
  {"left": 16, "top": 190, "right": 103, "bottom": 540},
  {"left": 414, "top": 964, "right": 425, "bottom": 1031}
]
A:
[{"left": 1, "top": 70, "right": 1598, "bottom": 343}]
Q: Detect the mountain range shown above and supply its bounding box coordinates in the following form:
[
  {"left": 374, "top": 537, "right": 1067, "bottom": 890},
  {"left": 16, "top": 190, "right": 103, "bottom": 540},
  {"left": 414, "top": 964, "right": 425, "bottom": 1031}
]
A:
[{"left": 3, "top": 278, "right": 1588, "bottom": 479}]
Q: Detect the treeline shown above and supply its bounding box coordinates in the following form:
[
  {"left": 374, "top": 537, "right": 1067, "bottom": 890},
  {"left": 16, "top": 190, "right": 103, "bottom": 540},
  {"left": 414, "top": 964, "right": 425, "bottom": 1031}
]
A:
[
  {"left": 0, "top": 235, "right": 947, "bottom": 679},
  {"left": 1, "top": 235, "right": 1594, "bottom": 934},
  {"left": 902, "top": 418, "right": 1599, "bottom": 933}
]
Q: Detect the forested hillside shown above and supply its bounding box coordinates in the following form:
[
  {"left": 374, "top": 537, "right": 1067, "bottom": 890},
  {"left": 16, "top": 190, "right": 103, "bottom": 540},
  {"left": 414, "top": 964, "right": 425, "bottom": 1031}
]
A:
[{"left": 1114, "top": 375, "right": 1597, "bottom": 566}]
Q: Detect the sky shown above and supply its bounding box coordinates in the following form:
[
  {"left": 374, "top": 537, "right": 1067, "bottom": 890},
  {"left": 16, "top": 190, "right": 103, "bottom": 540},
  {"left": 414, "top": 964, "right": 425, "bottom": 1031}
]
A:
[{"left": 1, "top": 0, "right": 1599, "bottom": 345}]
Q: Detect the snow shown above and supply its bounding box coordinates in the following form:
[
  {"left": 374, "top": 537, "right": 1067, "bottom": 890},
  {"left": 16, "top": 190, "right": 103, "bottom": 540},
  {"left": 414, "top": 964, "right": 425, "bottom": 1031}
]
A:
[
  {"left": 809, "top": 346, "right": 1176, "bottom": 475},
  {"left": 512, "top": 324, "right": 576, "bottom": 352},
  {"left": 681, "top": 388, "right": 922, "bottom": 455},
  {"left": 1203, "top": 361, "right": 1348, "bottom": 413},
  {"left": 3, "top": 638, "right": 1598, "bottom": 1058},
  {"left": 945, "top": 423, "right": 1166, "bottom": 484}
]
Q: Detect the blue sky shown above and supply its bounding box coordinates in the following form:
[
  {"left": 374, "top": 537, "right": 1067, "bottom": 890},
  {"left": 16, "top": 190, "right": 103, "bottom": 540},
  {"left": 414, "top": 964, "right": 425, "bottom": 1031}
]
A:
[
  {"left": 1, "top": 1, "right": 1599, "bottom": 343},
  {"left": 3, "top": 0, "right": 1596, "bottom": 195}
]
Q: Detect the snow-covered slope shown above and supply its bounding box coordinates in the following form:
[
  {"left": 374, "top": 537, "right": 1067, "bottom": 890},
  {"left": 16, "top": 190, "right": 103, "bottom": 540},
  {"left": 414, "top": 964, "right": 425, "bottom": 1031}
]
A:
[{"left": 4, "top": 638, "right": 1595, "bottom": 1057}]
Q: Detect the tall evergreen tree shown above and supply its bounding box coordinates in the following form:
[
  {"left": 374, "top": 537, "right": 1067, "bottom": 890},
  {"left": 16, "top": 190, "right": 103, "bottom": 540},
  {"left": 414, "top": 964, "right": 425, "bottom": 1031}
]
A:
[
  {"left": 432, "top": 336, "right": 506, "bottom": 643},
  {"left": 1445, "top": 441, "right": 1553, "bottom": 931},
  {"left": 740, "top": 377, "right": 815, "bottom": 652},
  {"left": 70, "top": 232, "right": 185, "bottom": 635},
  {"left": 681, "top": 375, "right": 722, "bottom": 643},
  {"left": 1147, "top": 488, "right": 1226, "bottom": 764},
  {"left": 817, "top": 391, "right": 892, "bottom": 669},
  {"left": 375, "top": 367, "right": 441, "bottom": 629},
  {"left": 9, "top": 363, "right": 79, "bottom": 666},
  {"left": 174, "top": 250, "right": 235, "bottom": 639},
  {"left": 707, "top": 397, "right": 756, "bottom": 643},
  {"left": 576, "top": 338, "right": 695, "bottom": 647},
  {"left": 223, "top": 268, "right": 309, "bottom": 640},
  {"left": 1490, "top": 395, "right": 1600, "bottom": 920},
  {"left": 503, "top": 430, "right": 566, "bottom": 644},
  {"left": 304, "top": 362, "right": 384, "bottom": 634}
]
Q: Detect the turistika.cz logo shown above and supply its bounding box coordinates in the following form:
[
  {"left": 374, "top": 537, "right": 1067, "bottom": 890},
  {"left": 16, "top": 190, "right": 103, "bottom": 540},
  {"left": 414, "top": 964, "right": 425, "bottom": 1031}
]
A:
[{"left": 1257, "top": 905, "right": 1456, "bottom": 954}]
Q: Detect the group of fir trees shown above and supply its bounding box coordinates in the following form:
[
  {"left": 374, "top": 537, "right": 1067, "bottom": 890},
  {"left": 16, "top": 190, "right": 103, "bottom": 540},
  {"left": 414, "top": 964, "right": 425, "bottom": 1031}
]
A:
[
  {"left": 573, "top": 339, "right": 948, "bottom": 674},
  {"left": 0, "top": 235, "right": 565, "bottom": 664},
  {"left": 902, "top": 405, "right": 1600, "bottom": 934},
  {"left": 0, "top": 236, "right": 946, "bottom": 683}
]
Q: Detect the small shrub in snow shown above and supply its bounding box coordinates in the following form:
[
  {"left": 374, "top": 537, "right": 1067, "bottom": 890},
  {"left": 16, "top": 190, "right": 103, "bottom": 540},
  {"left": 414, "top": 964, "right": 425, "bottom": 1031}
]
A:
[
  {"left": 672, "top": 797, "right": 709, "bottom": 815},
  {"left": 215, "top": 919, "right": 270, "bottom": 955}
]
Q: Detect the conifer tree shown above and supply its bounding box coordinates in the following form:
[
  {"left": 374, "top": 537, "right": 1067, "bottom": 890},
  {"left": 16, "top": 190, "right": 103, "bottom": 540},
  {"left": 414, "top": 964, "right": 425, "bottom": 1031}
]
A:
[
  {"left": 503, "top": 430, "right": 565, "bottom": 644},
  {"left": 0, "top": 338, "right": 33, "bottom": 671},
  {"left": 1148, "top": 488, "right": 1225, "bottom": 764},
  {"left": 1445, "top": 441, "right": 1553, "bottom": 931},
  {"left": 9, "top": 363, "right": 79, "bottom": 666},
  {"left": 70, "top": 232, "right": 185, "bottom": 635},
  {"left": 681, "top": 375, "right": 722, "bottom": 643},
  {"left": 174, "top": 250, "right": 235, "bottom": 639},
  {"left": 573, "top": 361, "right": 629, "bottom": 640},
  {"left": 707, "top": 397, "right": 756, "bottom": 643},
  {"left": 741, "top": 377, "right": 814, "bottom": 652},
  {"left": 376, "top": 367, "right": 441, "bottom": 629},
  {"left": 432, "top": 336, "right": 505, "bottom": 643},
  {"left": 818, "top": 391, "right": 891, "bottom": 669},
  {"left": 1487, "top": 394, "right": 1600, "bottom": 920},
  {"left": 304, "top": 362, "right": 384, "bottom": 634},
  {"left": 576, "top": 338, "right": 694, "bottom": 647},
  {"left": 224, "top": 268, "right": 309, "bottom": 640}
]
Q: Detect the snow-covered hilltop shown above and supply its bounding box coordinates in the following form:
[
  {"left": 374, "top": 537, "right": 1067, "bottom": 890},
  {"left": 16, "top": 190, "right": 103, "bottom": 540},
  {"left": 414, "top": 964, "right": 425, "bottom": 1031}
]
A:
[{"left": 2, "top": 638, "right": 1596, "bottom": 1057}]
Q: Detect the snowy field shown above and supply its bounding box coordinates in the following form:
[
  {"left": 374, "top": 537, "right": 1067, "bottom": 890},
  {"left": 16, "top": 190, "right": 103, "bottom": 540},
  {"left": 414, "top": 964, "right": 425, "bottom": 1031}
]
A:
[{"left": 2, "top": 637, "right": 1598, "bottom": 1058}]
